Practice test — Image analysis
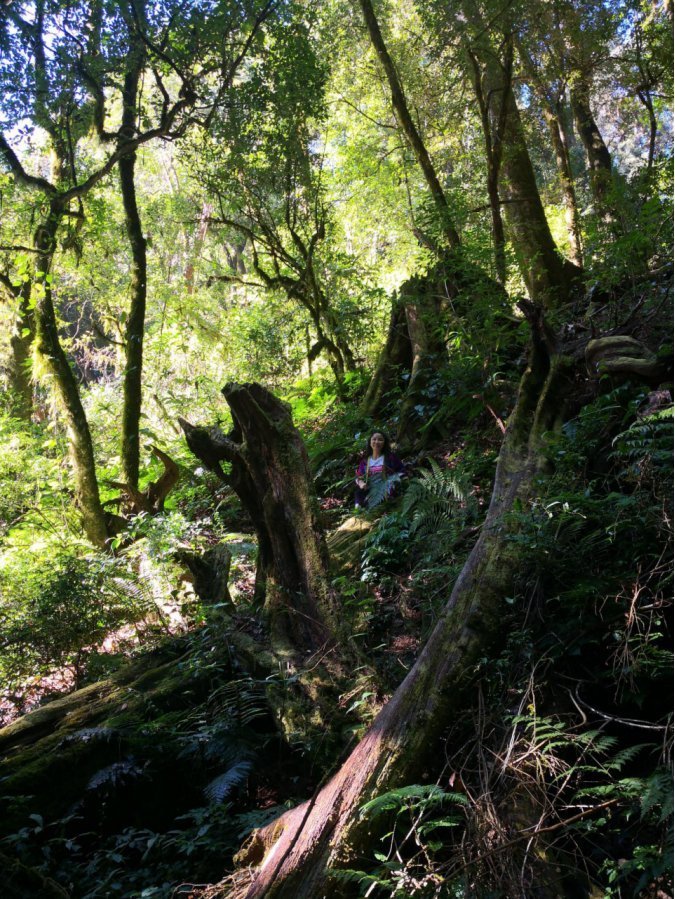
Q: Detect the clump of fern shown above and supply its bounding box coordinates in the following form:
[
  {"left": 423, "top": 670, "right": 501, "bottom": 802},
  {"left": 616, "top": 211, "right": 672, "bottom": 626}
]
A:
[{"left": 402, "top": 459, "right": 475, "bottom": 568}]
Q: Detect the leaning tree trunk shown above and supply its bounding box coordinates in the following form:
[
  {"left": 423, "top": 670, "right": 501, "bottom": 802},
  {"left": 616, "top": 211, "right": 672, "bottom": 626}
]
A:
[
  {"left": 358, "top": 0, "right": 462, "bottom": 251},
  {"left": 232, "top": 306, "right": 578, "bottom": 899},
  {"left": 179, "top": 382, "right": 341, "bottom": 660}
]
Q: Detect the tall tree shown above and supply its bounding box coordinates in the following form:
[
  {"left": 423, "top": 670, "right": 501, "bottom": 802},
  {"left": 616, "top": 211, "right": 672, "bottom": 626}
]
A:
[
  {"left": 117, "top": 0, "right": 149, "bottom": 494},
  {"left": 454, "top": 0, "right": 581, "bottom": 306},
  {"left": 0, "top": 0, "right": 276, "bottom": 542},
  {"left": 515, "top": 35, "right": 584, "bottom": 267}
]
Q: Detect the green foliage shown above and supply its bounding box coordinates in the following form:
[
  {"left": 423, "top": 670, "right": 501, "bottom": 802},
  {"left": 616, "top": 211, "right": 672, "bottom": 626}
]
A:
[
  {"left": 0, "top": 552, "right": 154, "bottom": 699},
  {"left": 329, "top": 785, "right": 466, "bottom": 898},
  {"left": 0, "top": 412, "right": 75, "bottom": 540},
  {"left": 360, "top": 511, "right": 411, "bottom": 584}
]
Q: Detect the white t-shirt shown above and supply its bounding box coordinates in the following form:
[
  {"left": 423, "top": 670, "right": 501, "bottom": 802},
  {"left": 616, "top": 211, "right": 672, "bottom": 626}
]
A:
[{"left": 368, "top": 455, "right": 385, "bottom": 477}]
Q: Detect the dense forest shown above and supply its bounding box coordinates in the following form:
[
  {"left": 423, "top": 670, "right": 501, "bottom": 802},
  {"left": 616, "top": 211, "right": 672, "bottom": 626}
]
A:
[{"left": 0, "top": 0, "right": 672, "bottom": 897}]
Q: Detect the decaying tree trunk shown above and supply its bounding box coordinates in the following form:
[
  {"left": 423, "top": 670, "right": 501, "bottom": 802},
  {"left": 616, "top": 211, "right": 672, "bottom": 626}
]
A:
[
  {"left": 363, "top": 259, "right": 507, "bottom": 445},
  {"left": 360, "top": 267, "right": 450, "bottom": 446},
  {"left": 105, "top": 444, "right": 180, "bottom": 527},
  {"left": 179, "top": 382, "right": 341, "bottom": 659},
  {"left": 230, "top": 308, "right": 581, "bottom": 899},
  {"left": 396, "top": 279, "right": 449, "bottom": 447},
  {"left": 361, "top": 300, "right": 412, "bottom": 419}
]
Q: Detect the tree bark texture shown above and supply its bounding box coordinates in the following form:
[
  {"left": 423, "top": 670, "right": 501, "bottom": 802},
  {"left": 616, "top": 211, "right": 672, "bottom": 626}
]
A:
[
  {"left": 234, "top": 310, "right": 578, "bottom": 898},
  {"left": 179, "top": 383, "right": 340, "bottom": 659},
  {"left": 33, "top": 204, "right": 109, "bottom": 548},
  {"left": 361, "top": 299, "right": 412, "bottom": 419},
  {"left": 569, "top": 80, "right": 615, "bottom": 217}
]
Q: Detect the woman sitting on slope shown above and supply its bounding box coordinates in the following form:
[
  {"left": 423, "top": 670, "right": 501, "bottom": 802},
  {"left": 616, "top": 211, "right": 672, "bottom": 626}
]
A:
[{"left": 354, "top": 430, "right": 405, "bottom": 510}]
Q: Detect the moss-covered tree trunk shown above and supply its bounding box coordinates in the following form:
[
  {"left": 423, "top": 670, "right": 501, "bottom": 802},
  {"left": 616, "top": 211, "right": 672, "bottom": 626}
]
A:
[
  {"left": 477, "top": 41, "right": 580, "bottom": 306},
  {"left": 361, "top": 299, "right": 412, "bottom": 418},
  {"left": 34, "top": 203, "right": 109, "bottom": 548},
  {"left": 1, "top": 278, "right": 34, "bottom": 420},
  {"left": 396, "top": 280, "right": 448, "bottom": 447},
  {"left": 233, "top": 308, "right": 578, "bottom": 898},
  {"left": 179, "top": 383, "right": 341, "bottom": 659}
]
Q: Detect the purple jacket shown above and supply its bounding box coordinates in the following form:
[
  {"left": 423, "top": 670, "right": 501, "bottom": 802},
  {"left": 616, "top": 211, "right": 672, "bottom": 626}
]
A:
[{"left": 356, "top": 452, "right": 405, "bottom": 482}]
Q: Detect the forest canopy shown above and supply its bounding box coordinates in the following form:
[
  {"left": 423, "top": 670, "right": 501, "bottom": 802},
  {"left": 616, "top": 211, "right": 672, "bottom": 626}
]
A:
[{"left": 0, "top": 0, "right": 672, "bottom": 897}]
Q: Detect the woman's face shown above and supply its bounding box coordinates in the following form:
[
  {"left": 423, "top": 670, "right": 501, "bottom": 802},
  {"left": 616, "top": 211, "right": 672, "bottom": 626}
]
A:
[{"left": 370, "top": 433, "right": 385, "bottom": 454}]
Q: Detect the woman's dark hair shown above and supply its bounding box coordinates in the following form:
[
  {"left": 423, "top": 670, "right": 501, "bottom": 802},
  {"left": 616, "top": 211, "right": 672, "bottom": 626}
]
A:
[{"left": 365, "top": 430, "right": 391, "bottom": 457}]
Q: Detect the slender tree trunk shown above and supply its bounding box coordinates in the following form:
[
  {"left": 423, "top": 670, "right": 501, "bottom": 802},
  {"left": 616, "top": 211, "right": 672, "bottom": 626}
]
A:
[
  {"left": 234, "top": 309, "right": 579, "bottom": 898},
  {"left": 119, "top": 4, "right": 147, "bottom": 492},
  {"left": 466, "top": 44, "right": 509, "bottom": 284},
  {"left": 515, "top": 40, "right": 583, "bottom": 267},
  {"left": 33, "top": 203, "right": 109, "bottom": 548},
  {"left": 637, "top": 88, "right": 657, "bottom": 173},
  {"left": 119, "top": 149, "right": 147, "bottom": 493},
  {"left": 358, "top": 0, "right": 461, "bottom": 251},
  {"left": 185, "top": 202, "right": 213, "bottom": 294}
]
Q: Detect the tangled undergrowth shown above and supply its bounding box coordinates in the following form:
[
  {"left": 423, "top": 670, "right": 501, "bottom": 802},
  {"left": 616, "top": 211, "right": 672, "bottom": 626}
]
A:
[{"left": 0, "top": 360, "right": 672, "bottom": 898}]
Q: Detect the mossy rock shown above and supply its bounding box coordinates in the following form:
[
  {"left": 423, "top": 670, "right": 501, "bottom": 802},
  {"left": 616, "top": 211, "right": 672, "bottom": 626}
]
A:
[{"left": 327, "top": 514, "right": 374, "bottom": 571}]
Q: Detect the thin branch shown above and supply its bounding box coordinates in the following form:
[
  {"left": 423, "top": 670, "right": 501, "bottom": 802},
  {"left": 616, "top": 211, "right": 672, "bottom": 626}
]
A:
[
  {"left": 0, "top": 245, "right": 40, "bottom": 254},
  {"left": 334, "top": 94, "right": 397, "bottom": 130}
]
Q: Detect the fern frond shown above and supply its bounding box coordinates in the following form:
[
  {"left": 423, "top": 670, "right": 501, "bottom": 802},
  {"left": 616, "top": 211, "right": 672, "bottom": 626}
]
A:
[
  {"left": 87, "top": 759, "right": 144, "bottom": 792},
  {"left": 204, "top": 758, "right": 254, "bottom": 804},
  {"left": 359, "top": 784, "right": 466, "bottom": 821}
]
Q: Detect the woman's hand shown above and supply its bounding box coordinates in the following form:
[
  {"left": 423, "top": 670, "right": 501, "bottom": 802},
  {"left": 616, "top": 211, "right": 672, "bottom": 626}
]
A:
[{"left": 356, "top": 478, "right": 366, "bottom": 489}]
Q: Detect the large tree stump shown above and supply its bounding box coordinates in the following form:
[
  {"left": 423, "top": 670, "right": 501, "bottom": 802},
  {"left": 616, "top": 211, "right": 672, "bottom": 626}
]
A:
[{"left": 179, "top": 383, "right": 340, "bottom": 660}]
